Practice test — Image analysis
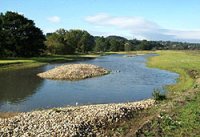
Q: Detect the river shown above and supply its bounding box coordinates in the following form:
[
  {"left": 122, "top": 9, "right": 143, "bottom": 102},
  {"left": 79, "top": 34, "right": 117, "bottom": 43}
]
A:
[{"left": 0, "top": 54, "right": 178, "bottom": 112}]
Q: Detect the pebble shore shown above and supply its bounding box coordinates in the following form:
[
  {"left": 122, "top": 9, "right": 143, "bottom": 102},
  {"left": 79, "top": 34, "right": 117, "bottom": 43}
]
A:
[
  {"left": 37, "top": 64, "right": 109, "bottom": 80},
  {"left": 0, "top": 99, "right": 155, "bottom": 137}
]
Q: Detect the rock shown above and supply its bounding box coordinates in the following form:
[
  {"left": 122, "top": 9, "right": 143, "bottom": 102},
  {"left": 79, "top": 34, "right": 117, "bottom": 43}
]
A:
[
  {"left": 0, "top": 99, "right": 155, "bottom": 136},
  {"left": 37, "top": 64, "right": 110, "bottom": 80}
]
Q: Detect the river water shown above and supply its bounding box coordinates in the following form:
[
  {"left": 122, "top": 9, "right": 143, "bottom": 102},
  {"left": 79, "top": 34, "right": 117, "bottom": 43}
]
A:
[{"left": 0, "top": 54, "right": 178, "bottom": 112}]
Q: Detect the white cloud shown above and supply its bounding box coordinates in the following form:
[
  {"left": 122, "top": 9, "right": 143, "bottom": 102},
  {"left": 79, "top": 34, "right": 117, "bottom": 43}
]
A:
[
  {"left": 85, "top": 13, "right": 159, "bottom": 32},
  {"left": 85, "top": 13, "right": 200, "bottom": 43},
  {"left": 166, "top": 30, "right": 200, "bottom": 40},
  {"left": 47, "top": 16, "right": 61, "bottom": 23},
  {"left": 43, "top": 28, "right": 57, "bottom": 34}
]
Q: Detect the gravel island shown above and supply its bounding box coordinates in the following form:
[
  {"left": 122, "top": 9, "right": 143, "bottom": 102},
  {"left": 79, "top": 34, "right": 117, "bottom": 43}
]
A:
[
  {"left": 0, "top": 99, "right": 155, "bottom": 136},
  {"left": 37, "top": 64, "right": 109, "bottom": 80}
]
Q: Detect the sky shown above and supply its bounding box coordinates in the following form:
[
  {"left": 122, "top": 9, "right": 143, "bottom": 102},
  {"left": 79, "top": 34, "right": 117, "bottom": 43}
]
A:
[{"left": 0, "top": 0, "right": 200, "bottom": 43}]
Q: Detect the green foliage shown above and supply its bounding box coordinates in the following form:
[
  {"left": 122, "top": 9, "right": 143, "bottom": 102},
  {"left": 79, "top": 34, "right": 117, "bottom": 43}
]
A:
[
  {"left": 76, "top": 30, "right": 95, "bottom": 53},
  {"left": 0, "top": 13, "right": 4, "bottom": 55},
  {"left": 148, "top": 92, "right": 200, "bottom": 136},
  {"left": 152, "top": 88, "right": 166, "bottom": 101},
  {"left": 45, "top": 29, "right": 68, "bottom": 54},
  {"left": 45, "top": 29, "right": 95, "bottom": 54},
  {"left": 109, "top": 39, "right": 121, "bottom": 51},
  {"left": 174, "top": 93, "right": 200, "bottom": 136},
  {"left": 0, "top": 11, "right": 45, "bottom": 57},
  {"left": 124, "top": 42, "right": 132, "bottom": 51},
  {"left": 159, "top": 113, "right": 181, "bottom": 131},
  {"left": 94, "top": 37, "right": 109, "bottom": 52},
  {"left": 139, "top": 40, "right": 150, "bottom": 50},
  {"left": 107, "top": 36, "right": 126, "bottom": 51},
  {"left": 145, "top": 113, "right": 182, "bottom": 136}
]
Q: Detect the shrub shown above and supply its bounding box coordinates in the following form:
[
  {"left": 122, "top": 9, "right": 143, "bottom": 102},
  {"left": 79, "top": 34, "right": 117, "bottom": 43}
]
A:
[{"left": 152, "top": 88, "right": 166, "bottom": 101}]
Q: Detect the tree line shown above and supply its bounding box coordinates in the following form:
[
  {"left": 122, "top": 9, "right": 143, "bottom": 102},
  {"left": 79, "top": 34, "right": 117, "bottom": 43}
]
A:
[{"left": 1, "top": 11, "right": 200, "bottom": 57}]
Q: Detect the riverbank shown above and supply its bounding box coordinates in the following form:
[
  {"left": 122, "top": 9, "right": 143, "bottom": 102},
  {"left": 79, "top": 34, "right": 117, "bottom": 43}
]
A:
[
  {"left": 0, "top": 99, "right": 155, "bottom": 136},
  {"left": 0, "top": 54, "right": 100, "bottom": 72},
  {"left": 144, "top": 50, "right": 200, "bottom": 136},
  {"left": 0, "top": 51, "right": 152, "bottom": 72},
  {"left": 105, "top": 50, "right": 200, "bottom": 136}
]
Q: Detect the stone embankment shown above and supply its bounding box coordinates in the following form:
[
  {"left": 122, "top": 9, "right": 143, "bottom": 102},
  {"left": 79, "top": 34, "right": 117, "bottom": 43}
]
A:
[
  {"left": 0, "top": 99, "right": 155, "bottom": 136},
  {"left": 37, "top": 64, "right": 109, "bottom": 80}
]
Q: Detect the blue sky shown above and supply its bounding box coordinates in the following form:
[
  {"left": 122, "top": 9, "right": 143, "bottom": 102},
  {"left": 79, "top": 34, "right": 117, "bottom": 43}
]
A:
[{"left": 1, "top": 0, "right": 200, "bottom": 42}]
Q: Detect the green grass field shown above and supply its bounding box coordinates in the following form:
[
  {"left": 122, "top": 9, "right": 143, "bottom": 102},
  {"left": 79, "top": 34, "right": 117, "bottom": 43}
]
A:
[
  {"left": 0, "top": 54, "right": 99, "bottom": 71},
  {"left": 148, "top": 50, "right": 200, "bottom": 92}
]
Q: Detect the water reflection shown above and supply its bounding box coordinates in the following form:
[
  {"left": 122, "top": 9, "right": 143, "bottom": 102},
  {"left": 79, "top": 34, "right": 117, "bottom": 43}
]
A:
[{"left": 0, "top": 68, "right": 44, "bottom": 104}]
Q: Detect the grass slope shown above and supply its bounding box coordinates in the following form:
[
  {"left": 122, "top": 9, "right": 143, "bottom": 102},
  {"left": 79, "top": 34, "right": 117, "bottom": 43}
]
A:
[
  {"left": 0, "top": 54, "right": 99, "bottom": 71},
  {"left": 104, "top": 50, "right": 200, "bottom": 136},
  {"left": 144, "top": 50, "right": 200, "bottom": 136},
  {"left": 148, "top": 50, "right": 197, "bottom": 92}
]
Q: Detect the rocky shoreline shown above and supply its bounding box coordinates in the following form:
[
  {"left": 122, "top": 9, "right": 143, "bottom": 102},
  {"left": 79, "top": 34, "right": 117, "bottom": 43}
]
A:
[
  {"left": 37, "top": 64, "right": 109, "bottom": 80},
  {"left": 0, "top": 99, "right": 155, "bottom": 136}
]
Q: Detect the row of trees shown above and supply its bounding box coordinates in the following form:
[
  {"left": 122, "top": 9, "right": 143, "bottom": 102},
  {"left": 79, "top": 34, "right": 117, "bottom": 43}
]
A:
[
  {"left": 1, "top": 11, "right": 200, "bottom": 57},
  {"left": 94, "top": 36, "right": 127, "bottom": 52},
  {"left": 46, "top": 31, "right": 200, "bottom": 54},
  {"left": 45, "top": 29, "right": 95, "bottom": 54},
  {"left": 45, "top": 31, "right": 135, "bottom": 54}
]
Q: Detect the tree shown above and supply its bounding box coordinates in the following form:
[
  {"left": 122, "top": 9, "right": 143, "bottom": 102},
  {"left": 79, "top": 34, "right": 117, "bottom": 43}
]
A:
[
  {"left": 124, "top": 42, "right": 132, "bottom": 51},
  {"left": 45, "top": 33, "right": 65, "bottom": 54},
  {"left": 139, "top": 40, "right": 152, "bottom": 50},
  {"left": 76, "top": 31, "right": 95, "bottom": 53},
  {"left": 0, "top": 13, "right": 4, "bottom": 56},
  {"left": 94, "top": 37, "right": 109, "bottom": 52},
  {"left": 0, "top": 11, "right": 46, "bottom": 57},
  {"left": 45, "top": 29, "right": 75, "bottom": 55},
  {"left": 45, "top": 29, "right": 95, "bottom": 54},
  {"left": 129, "top": 39, "right": 140, "bottom": 50},
  {"left": 107, "top": 36, "right": 127, "bottom": 51},
  {"left": 109, "top": 39, "right": 121, "bottom": 51}
]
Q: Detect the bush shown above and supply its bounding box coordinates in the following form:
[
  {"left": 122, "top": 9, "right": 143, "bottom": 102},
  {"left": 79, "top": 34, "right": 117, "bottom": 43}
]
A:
[{"left": 152, "top": 88, "right": 166, "bottom": 101}]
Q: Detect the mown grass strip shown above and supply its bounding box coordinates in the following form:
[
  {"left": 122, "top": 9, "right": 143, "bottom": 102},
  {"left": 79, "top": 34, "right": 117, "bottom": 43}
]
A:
[{"left": 0, "top": 54, "right": 99, "bottom": 72}]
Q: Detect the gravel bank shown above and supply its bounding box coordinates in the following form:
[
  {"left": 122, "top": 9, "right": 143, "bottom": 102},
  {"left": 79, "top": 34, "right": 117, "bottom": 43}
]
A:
[
  {"left": 37, "top": 64, "right": 109, "bottom": 80},
  {"left": 0, "top": 99, "right": 155, "bottom": 136}
]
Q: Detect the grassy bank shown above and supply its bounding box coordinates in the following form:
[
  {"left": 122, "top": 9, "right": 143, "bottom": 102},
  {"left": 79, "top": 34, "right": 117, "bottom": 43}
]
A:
[
  {"left": 148, "top": 50, "right": 197, "bottom": 92},
  {"left": 105, "top": 50, "right": 200, "bottom": 136},
  {"left": 0, "top": 51, "right": 151, "bottom": 72},
  {"left": 0, "top": 54, "right": 99, "bottom": 72},
  {"left": 146, "top": 50, "right": 200, "bottom": 136}
]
